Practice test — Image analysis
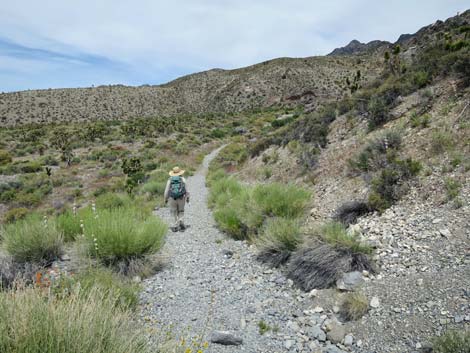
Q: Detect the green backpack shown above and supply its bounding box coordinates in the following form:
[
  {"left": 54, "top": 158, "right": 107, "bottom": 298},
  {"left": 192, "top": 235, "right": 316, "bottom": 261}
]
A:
[{"left": 169, "top": 176, "right": 186, "bottom": 199}]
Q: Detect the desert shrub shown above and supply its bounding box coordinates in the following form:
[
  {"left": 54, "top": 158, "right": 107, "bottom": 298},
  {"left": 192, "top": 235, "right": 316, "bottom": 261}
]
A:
[
  {"left": 333, "top": 201, "right": 370, "bottom": 226},
  {"left": 85, "top": 207, "right": 166, "bottom": 267},
  {"left": 368, "top": 158, "right": 422, "bottom": 212},
  {"left": 174, "top": 141, "right": 189, "bottom": 155},
  {"left": 252, "top": 183, "right": 310, "bottom": 218},
  {"left": 317, "top": 222, "right": 372, "bottom": 254},
  {"left": 431, "top": 130, "right": 455, "bottom": 154},
  {"left": 0, "top": 149, "right": 12, "bottom": 165},
  {"left": 42, "top": 154, "right": 59, "bottom": 166},
  {"left": 287, "top": 242, "right": 373, "bottom": 291},
  {"left": 0, "top": 254, "right": 43, "bottom": 290},
  {"left": 95, "top": 192, "right": 132, "bottom": 210},
  {"left": 19, "top": 161, "right": 43, "bottom": 173},
  {"left": 210, "top": 128, "right": 226, "bottom": 138},
  {"left": 211, "top": 143, "right": 248, "bottom": 171},
  {"left": 55, "top": 207, "right": 94, "bottom": 242},
  {"left": 213, "top": 207, "right": 247, "bottom": 240},
  {"left": 206, "top": 168, "right": 227, "bottom": 186},
  {"left": 1, "top": 214, "right": 63, "bottom": 264},
  {"left": 3, "top": 207, "right": 29, "bottom": 223},
  {"left": 432, "top": 330, "right": 470, "bottom": 353},
  {"left": 444, "top": 177, "right": 461, "bottom": 201},
  {"left": 410, "top": 112, "right": 431, "bottom": 128},
  {"left": 256, "top": 217, "right": 302, "bottom": 267},
  {"left": 72, "top": 267, "right": 141, "bottom": 310},
  {"left": 340, "top": 292, "right": 369, "bottom": 321},
  {"left": 208, "top": 176, "right": 242, "bottom": 208},
  {"left": 349, "top": 131, "right": 402, "bottom": 173},
  {"left": 0, "top": 287, "right": 151, "bottom": 353}
]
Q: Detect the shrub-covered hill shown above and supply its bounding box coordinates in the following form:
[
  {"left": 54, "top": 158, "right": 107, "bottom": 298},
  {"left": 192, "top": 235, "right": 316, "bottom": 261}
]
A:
[{"left": 0, "top": 55, "right": 382, "bottom": 127}]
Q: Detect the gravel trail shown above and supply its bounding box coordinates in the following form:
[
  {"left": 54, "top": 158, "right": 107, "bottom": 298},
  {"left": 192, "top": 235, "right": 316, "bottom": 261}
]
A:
[{"left": 138, "top": 148, "right": 315, "bottom": 353}]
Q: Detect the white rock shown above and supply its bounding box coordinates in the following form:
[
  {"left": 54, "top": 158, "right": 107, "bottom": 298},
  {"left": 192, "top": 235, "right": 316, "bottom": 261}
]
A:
[
  {"left": 344, "top": 334, "right": 354, "bottom": 346},
  {"left": 313, "top": 306, "right": 324, "bottom": 313},
  {"left": 370, "top": 296, "right": 380, "bottom": 308}
]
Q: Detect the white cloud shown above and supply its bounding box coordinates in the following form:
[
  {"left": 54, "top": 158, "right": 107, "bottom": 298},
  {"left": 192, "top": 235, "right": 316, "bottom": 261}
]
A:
[{"left": 0, "top": 0, "right": 468, "bottom": 91}]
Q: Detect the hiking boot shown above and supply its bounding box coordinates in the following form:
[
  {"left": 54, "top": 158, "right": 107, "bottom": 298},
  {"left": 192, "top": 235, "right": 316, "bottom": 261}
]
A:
[
  {"left": 179, "top": 224, "right": 186, "bottom": 232},
  {"left": 170, "top": 226, "right": 178, "bottom": 232}
]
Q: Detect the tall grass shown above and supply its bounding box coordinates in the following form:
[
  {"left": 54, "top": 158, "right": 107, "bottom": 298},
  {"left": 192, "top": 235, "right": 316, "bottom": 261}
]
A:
[
  {"left": 1, "top": 214, "right": 63, "bottom": 264},
  {"left": 252, "top": 183, "right": 310, "bottom": 218},
  {"left": 95, "top": 192, "right": 132, "bottom": 209},
  {"left": 257, "top": 217, "right": 302, "bottom": 253},
  {"left": 316, "top": 222, "right": 372, "bottom": 254},
  {"left": 85, "top": 207, "right": 167, "bottom": 265},
  {"left": 0, "top": 287, "right": 151, "bottom": 353},
  {"left": 209, "top": 176, "right": 310, "bottom": 242},
  {"left": 64, "top": 267, "right": 141, "bottom": 310},
  {"left": 432, "top": 330, "right": 470, "bottom": 353}
]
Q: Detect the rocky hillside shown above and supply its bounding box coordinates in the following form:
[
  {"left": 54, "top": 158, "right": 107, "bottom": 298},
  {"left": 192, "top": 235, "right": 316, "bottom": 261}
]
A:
[
  {"left": 2, "top": 10, "right": 468, "bottom": 127},
  {"left": 0, "top": 56, "right": 381, "bottom": 127}
]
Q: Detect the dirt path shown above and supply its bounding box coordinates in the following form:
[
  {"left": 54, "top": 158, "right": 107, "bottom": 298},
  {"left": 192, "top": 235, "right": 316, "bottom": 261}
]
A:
[{"left": 138, "top": 148, "right": 323, "bottom": 353}]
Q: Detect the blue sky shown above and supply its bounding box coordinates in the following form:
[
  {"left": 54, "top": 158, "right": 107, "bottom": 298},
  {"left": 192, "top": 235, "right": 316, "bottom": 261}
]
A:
[{"left": 1, "top": 1, "right": 468, "bottom": 92}]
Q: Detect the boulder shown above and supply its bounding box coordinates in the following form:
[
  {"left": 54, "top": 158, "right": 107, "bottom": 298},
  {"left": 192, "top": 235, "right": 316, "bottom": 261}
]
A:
[
  {"left": 336, "top": 271, "right": 364, "bottom": 291},
  {"left": 210, "top": 331, "right": 243, "bottom": 346}
]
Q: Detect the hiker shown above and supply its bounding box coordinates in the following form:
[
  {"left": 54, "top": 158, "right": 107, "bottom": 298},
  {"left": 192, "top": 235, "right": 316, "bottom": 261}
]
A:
[{"left": 164, "top": 166, "right": 190, "bottom": 232}]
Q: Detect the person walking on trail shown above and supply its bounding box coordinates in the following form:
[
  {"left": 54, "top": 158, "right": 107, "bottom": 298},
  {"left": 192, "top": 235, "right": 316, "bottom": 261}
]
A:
[{"left": 164, "top": 166, "right": 190, "bottom": 232}]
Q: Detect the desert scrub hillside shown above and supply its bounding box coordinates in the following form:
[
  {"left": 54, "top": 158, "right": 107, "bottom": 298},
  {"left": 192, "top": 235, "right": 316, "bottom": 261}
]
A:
[
  {"left": 202, "top": 14, "right": 470, "bottom": 352},
  {"left": 0, "top": 53, "right": 383, "bottom": 127}
]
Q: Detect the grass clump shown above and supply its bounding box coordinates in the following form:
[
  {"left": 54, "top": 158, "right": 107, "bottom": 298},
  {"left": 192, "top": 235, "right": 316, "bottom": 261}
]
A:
[
  {"left": 252, "top": 183, "right": 310, "bottom": 219},
  {"left": 1, "top": 214, "right": 63, "bottom": 264},
  {"left": 432, "top": 330, "right": 470, "bottom": 353},
  {"left": 0, "top": 286, "right": 150, "bottom": 353},
  {"left": 431, "top": 130, "right": 455, "bottom": 154},
  {"left": 340, "top": 292, "right": 369, "bottom": 321},
  {"left": 209, "top": 143, "right": 248, "bottom": 173},
  {"left": 85, "top": 207, "right": 166, "bottom": 267},
  {"left": 256, "top": 217, "right": 302, "bottom": 267},
  {"left": 287, "top": 222, "right": 374, "bottom": 291},
  {"left": 71, "top": 267, "right": 141, "bottom": 310},
  {"left": 317, "top": 222, "right": 373, "bottom": 255},
  {"left": 444, "top": 177, "right": 461, "bottom": 201},
  {"left": 258, "top": 320, "right": 273, "bottom": 335},
  {"left": 95, "top": 192, "right": 132, "bottom": 209},
  {"left": 3, "top": 207, "right": 29, "bottom": 223},
  {"left": 210, "top": 176, "right": 310, "bottom": 241}
]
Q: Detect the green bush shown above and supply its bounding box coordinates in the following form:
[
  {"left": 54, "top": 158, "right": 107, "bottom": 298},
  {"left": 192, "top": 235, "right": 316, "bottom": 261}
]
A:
[
  {"left": 210, "top": 143, "right": 248, "bottom": 172},
  {"left": 85, "top": 207, "right": 166, "bottom": 265},
  {"left": 210, "top": 177, "right": 310, "bottom": 240},
  {"left": 252, "top": 183, "right": 310, "bottom": 218},
  {"left": 316, "top": 222, "right": 372, "bottom": 254},
  {"left": 214, "top": 208, "right": 246, "bottom": 240},
  {"left": 95, "top": 193, "right": 132, "bottom": 210},
  {"left": 55, "top": 208, "right": 93, "bottom": 242},
  {"left": 0, "top": 287, "right": 150, "bottom": 353},
  {"left": 19, "top": 161, "right": 43, "bottom": 173},
  {"left": 444, "top": 177, "right": 461, "bottom": 201},
  {"left": 73, "top": 267, "right": 141, "bottom": 310},
  {"left": 257, "top": 217, "right": 302, "bottom": 253},
  {"left": 368, "top": 158, "right": 422, "bottom": 212},
  {"left": 432, "top": 329, "right": 470, "bottom": 353},
  {"left": 340, "top": 292, "right": 369, "bottom": 321},
  {"left": 0, "top": 149, "right": 12, "bottom": 166},
  {"left": 349, "top": 131, "right": 402, "bottom": 173},
  {"left": 3, "top": 207, "right": 29, "bottom": 223},
  {"left": 1, "top": 214, "right": 63, "bottom": 263},
  {"left": 208, "top": 176, "right": 242, "bottom": 208},
  {"left": 431, "top": 130, "right": 455, "bottom": 154}
]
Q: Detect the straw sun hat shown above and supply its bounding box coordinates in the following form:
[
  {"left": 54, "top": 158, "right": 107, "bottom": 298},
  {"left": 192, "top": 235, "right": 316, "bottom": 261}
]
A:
[{"left": 169, "top": 166, "right": 185, "bottom": 176}]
